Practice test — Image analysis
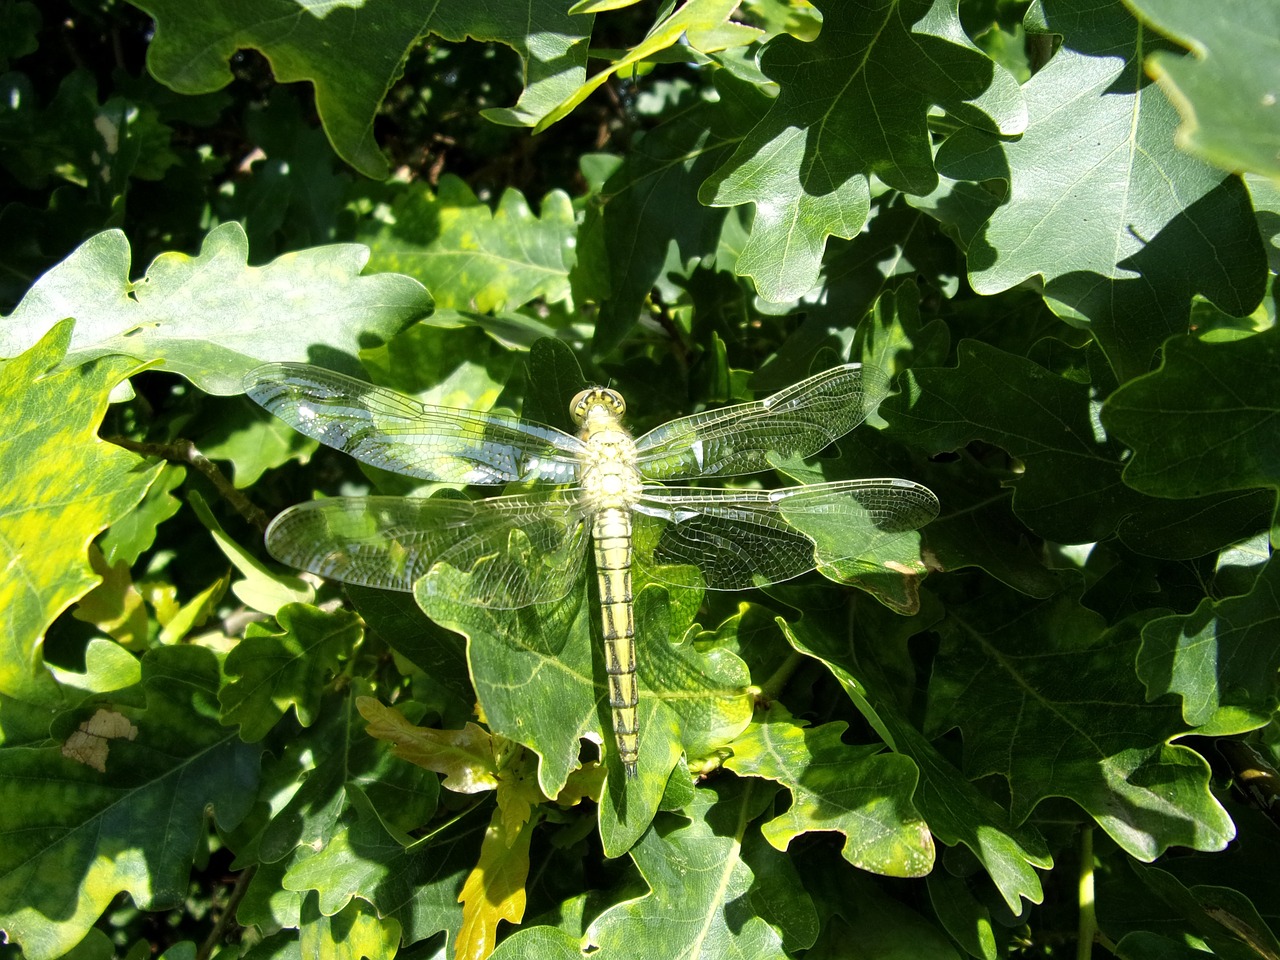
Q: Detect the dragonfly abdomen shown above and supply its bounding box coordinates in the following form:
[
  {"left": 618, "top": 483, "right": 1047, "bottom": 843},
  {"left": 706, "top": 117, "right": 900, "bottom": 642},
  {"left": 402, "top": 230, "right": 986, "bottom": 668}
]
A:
[{"left": 592, "top": 506, "right": 639, "bottom": 778}]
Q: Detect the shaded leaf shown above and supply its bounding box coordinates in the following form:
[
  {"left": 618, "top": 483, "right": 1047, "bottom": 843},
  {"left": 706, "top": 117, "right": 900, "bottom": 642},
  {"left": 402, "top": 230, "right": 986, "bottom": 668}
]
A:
[
  {"left": 886, "top": 340, "right": 1275, "bottom": 557},
  {"left": 588, "top": 71, "right": 763, "bottom": 354},
  {"left": 221, "top": 603, "right": 361, "bottom": 741},
  {"left": 1138, "top": 556, "right": 1280, "bottom": 733},
  {"left": 132, "top": 0, "right": 592, "bottom": 177},
  {"left": 255, "top": 679, "right": 440, "bottom": 866},
  {"left": 926, "top": 585, "right": 1235, "bottom": 859},
  {"left": 283, "top": 784, "right": 479, "bottom": 947},
  {"left": 779, "top": 597, "right": 1052, "bottom": 912},
  {"left": 1130, "top": 865, "right": 1280, "bottom": 960},
  {"left": 0, "top": 646, "right": 260, "bottom": 960},
  {"left": 538, "top": 0, "right": 760, "bottom": 131},
  {"left": 1103, "top": 326, "right": 1280, "bottom": 497},
  {"left": 935, "top": 0, "right": 1266, "bottom": 379}
]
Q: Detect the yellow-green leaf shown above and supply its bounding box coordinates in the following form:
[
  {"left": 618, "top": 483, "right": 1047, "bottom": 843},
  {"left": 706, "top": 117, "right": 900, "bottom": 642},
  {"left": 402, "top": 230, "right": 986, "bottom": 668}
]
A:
[
  {"left": 455, "top": 809, "right": 534, "bottom": 960},
  {"left": 359, "top": 696, "right": 500, "bottom": 794},
  {"left": 0, "top": 320, "right": 160, "bottom": 704}
]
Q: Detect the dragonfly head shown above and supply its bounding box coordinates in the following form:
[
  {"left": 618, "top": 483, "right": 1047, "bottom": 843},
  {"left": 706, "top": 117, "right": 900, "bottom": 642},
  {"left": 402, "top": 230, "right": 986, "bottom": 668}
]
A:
[{"left": 570, "top": 386, "right": 626, "bottom": 426}]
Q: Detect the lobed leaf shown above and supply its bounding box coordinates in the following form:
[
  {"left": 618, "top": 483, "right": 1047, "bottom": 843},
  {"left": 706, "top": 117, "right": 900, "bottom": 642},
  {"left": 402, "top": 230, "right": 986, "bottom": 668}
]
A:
[
  {"left": 1124, "top": 0, "right": 1280, "bottom": 181},
  {"left": 0, "top": 646, "right": 260, "bottom": 960},
  {"left": 725, "top": 703, "right": 935, "bottom": 878},
  {"left": 1103, "top": 326, "right": 1280, "bottom": 497},
  {"left": 926, "top": 586, "right": 1235, "bottom": 860},
  {"left": 0, "top": 223, "right": 431, "bottom": 395},
  {"left": 934, "top": 0, "right": 1266, "bottom": 380},
  {"left": 701, "top": 0, "right": 1025, "bottom": 301},
  {"left": 0, "top": 321, "right": 159, "bottom": 706},
  {"left": 221, "top": 604, "right": 362, "bottom": 741},
  {"left": 1138, "top": 556, "right": 1280, "bottom": 733},
  {"left": 131, "top": 0, "right": 593, "bottom": 177},
  {"left": 363, "top": 176, "right": 579, "bottom": 315}
]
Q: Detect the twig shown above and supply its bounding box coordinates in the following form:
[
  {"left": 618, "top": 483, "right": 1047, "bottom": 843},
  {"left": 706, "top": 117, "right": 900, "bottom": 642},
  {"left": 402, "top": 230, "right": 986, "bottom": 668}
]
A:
[
  {"left": 197, "top": 864, "right": 256, "bottom": 960},
  {"left": 105, "top": 436, "right": 270, "bottom": 533}
]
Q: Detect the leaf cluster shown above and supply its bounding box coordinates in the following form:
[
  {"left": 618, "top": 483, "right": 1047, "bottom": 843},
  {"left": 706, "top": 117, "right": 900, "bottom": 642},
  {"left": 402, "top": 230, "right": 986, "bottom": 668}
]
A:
[{"left": 1, "top": 1, "right": 1277, "bottom": 959}]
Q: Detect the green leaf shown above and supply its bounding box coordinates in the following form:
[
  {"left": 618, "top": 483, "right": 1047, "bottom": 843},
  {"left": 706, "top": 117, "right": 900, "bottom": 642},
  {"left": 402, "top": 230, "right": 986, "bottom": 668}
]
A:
[
  {"left": 1129, "top": 865, "right": 1280, "bottom": 960},
  {"left": 587, "top": 71, "right": 765, "bottom": 353},
  {"left": 780, "top": 599, "right": 1053, "bottom": 913},
  {"left": 586, "top": 779, "right": 791, "bottom": 959},
  {"left": 298, "top": 893, "right": 402, "bottom": 960},
  {"left": 806, "top": 861, "right": 963, "bottom": 959},
  {"left": 282, "top": 783, "right": 477, "bottom": 947},
  {"left": 926, "top": 585, "right": 1235, "bottom": 859},
  {"left": 98, "top": 463, "right": 186, "bottom": 566},
  {"left": 416, "top": 572, "right": 600, "bottom": 799},
  {"left": 132, "top": 0, "right": 592, "bottom": 177},
  {"left": 725, "top": 703, "right": 935, "bottom": 878},
  {"left": 701, "top": 0, "right": 1025, "bottom": 301},
  {"left": 0, "top": 320, "right": 160, "bottom": 705},
  {"left": 1137, "top": 556, "right": 1280, "bottom": 733},
  {"left": 935, "top": 0, "right": 1267, "bottom": 380},
  {"left": 634, "top": 587, "right": 754, "bottom": 763},
  {"left": 520, "top": 337, "right": 588, "bottom": 430},
  {"left": 46, "top": 638, "right": 143, "bottom": 701},
  {"left": 254, "top": 680, "right": 440, "bottom": 866},
  {"left": 1102, "top": 327, "right": 1280, "bottom": 497},
  {"left": 1123, "top": 0, "right": 1280, "bottom": 181},
  {"left": 221, "top": 603, "right": 361, "bottom": 741},
  {"left": 0, "top": 223, "right": 431, "bottom": 394},
  {"left": 362, "top": 175, "right": 579, "bottom": 314},
  {"left": 345, "top": 584, "right": 476, "bottom": 724},
  {"left": 489, "top": 926, "right": 582, "bottom": 960},
  {"left": 0, "top": 69, "right": 171, "bottom": 193},
  {"left": 189, "top": 490, "right": 314, "bottom": 615},
  {"left": 537, "top": 0, "right": 760, "bottom": 131},
  {"left": 885, "top": 339, "right": 1275, "bottom": 557},
  {"left": 0, "top": 1, "right": 39, "bottom": 71},
  {"left": 200, "top": 401, "right": 317, "bottom": 489},
  {"left": 0, "top": 645, "right": 260, "bottom": 960}
]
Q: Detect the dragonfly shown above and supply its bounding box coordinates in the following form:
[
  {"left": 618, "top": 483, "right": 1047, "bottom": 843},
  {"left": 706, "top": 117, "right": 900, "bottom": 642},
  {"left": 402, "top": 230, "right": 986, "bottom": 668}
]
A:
[{"left": 245, "top": 361, "right": 940, "bottom": 778}]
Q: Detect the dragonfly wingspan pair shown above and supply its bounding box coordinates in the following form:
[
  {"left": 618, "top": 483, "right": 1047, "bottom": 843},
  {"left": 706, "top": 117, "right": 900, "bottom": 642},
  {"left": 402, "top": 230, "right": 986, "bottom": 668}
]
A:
[{"left": 246, "top": 361, "right": 940, "bottom": 777}]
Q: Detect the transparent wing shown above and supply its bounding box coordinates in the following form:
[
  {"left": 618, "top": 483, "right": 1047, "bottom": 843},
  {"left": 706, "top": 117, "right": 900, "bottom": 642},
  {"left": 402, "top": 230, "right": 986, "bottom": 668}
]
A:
[
  {"left": 631, "top": 479, "right": 940, "bottom": 590},
  {"left": 245, "top": 362, "right": 584, "bottom": 485},
  {"left": 264, "top": 492, "right": 590, "bottom": 608},
  {"left": 633, "top": 363, "right": 891, "bottom": 480}
]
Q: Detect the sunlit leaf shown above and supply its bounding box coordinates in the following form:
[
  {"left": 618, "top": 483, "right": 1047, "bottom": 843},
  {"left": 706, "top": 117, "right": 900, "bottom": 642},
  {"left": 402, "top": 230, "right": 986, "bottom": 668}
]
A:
[
  {"left": 0, "top": 320, "right": 159, "bottom": 706},
  {"left": 0, "top": 223, "right": 431, "bottom": 394}
]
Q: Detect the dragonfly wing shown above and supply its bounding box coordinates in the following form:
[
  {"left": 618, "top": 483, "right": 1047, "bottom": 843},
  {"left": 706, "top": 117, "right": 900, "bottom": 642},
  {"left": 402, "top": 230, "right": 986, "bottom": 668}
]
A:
[
  {"left": 633, "top": 363, "right": 891, "bottom": 480},
  {"left": 631, "top": 479, "right": 939, "bottom": 590},
  {"left": 265, "top": 492, "right": 590, "bottom": 608},
  {"left": 245, "top": 362, "right": 584, "bottom": 484}
]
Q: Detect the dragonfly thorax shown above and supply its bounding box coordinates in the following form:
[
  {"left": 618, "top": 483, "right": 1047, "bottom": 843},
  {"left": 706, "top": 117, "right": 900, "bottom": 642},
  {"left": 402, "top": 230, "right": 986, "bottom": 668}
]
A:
[{"left": 573, "top": 386, "right": 643, "bottom": 511}]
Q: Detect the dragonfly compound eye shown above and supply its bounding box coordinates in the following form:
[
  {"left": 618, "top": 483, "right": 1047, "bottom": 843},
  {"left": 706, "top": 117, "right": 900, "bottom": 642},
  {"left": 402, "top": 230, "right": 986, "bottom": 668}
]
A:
[{"left": 570, "top": 387, "right": 626, "bottom": 424}]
